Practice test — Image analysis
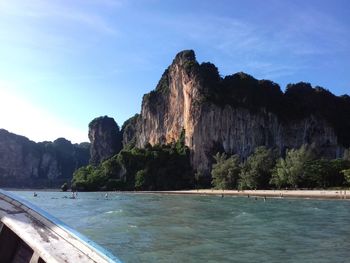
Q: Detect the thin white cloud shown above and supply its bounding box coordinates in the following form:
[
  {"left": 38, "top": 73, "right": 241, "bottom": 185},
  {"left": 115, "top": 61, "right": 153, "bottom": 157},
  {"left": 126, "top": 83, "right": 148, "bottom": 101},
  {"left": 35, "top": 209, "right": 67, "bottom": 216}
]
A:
[
  {"left": 167, "top": 15, "right": 261, "bottom": 54},
  {"left": 0, "top": 0, "right": 118, "bottom": 35},
  {"left": 152, "top": 6, "right": 349, "bottom": 80},
  {"left": 155, "top": 14, "right": 298, "bottom": 77},
  {"left": 82, "top": 0, "right": 125, "bottom": 8},
  {"left": 0, "top": 82, "right": 88, "bottom": 143},
  {"left": 245, "top": 61, "right": 305, "bottom": 79},
  {"left": 0, "top": 0, "right": 121, "bottom": 72},
  {"left": 277, "top": 8, "right": 349, "bottom": 56}
]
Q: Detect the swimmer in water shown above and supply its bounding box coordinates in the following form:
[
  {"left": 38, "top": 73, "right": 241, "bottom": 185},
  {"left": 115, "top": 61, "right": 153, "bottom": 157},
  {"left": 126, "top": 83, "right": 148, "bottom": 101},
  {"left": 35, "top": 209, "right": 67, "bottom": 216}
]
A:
[
  {"left": 33, "top": 192, "right": 37, "bottom": 197},
  {"left": 105, "top": 193, "right": 108, "bottom": 199}
]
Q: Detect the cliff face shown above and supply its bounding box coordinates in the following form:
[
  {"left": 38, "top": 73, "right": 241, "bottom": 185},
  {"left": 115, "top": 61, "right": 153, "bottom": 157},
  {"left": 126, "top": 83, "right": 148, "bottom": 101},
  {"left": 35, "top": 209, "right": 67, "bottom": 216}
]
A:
[
  {"left": 192, "top": 106, "right": 339, "bottom": 172},
  {"left": 89, "top": 116, "right": 122, "bottom": 165},
  {"left": 121, "top": 114, "right": 140, "bottom": 148},
  {"left": 0, "top": 129, "right": 41, "bottom": 184},
  {"left": 134, "top": 50, "right": 346, "bottom": 174},
  {"left": 137, "top": 51, "right": 202, "bottom": 148},
  {"left": 0, "top": 129, "right": 90, "bottom": 187}
]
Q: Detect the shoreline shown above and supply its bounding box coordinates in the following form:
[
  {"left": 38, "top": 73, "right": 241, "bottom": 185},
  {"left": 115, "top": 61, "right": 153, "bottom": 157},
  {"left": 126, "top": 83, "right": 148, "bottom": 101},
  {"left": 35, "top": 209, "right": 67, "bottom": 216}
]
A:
[
  {"left": 2, "top": 188, "right": 62, "bottom": 192},
  {"left": 5, "top": 188, "right": 350, "bottom": 200},
  {"left": 132, "top": 189, "right": 350, "bottom": 200}
]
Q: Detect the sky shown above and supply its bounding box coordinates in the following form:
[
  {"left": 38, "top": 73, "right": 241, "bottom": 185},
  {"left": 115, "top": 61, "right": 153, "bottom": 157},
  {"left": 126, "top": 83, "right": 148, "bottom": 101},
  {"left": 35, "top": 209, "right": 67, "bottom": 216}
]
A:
[{"left": 0, "top": 0, "right": 349, "bottom": 143}]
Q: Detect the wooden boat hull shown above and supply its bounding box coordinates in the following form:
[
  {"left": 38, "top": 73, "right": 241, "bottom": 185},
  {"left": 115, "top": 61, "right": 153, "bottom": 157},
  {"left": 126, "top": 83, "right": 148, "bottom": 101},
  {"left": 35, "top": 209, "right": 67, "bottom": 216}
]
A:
[{"left": 0, "top": 190, "right": 121, "bottom": 263}]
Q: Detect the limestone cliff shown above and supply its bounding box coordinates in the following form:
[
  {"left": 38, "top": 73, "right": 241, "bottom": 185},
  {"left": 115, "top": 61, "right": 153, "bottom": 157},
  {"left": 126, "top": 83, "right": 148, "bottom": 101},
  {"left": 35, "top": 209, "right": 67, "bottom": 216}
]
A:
[
  {"left": 0, "top": 129, "right": 90, "bottom": 187},
  {"left": 133, "top": 50, "right": 349, "bottom": 175},
  {"left": 89, "top": 116, "right": 122, "bottom": 165},
  {"left": 137, "top": 50, "right": 202, "bottom": 148},
  {"left": 121, "top": 114, "right": 140, "bottom": 148},
  {"left": 192, "top": 106, "right": 339, "bottom": 172}
]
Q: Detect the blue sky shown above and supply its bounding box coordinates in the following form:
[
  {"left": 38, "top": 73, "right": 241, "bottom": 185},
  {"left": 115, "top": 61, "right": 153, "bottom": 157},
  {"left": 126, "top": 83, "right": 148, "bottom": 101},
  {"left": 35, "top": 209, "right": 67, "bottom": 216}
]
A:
[{"left": 0, "top": 0, "right": 349, "bottom": 143}]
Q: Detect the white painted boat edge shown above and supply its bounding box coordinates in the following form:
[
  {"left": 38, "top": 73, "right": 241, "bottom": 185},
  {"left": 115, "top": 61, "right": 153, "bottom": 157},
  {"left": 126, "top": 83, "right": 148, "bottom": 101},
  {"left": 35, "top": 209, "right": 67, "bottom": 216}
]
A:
[{"left": 0, "top": 189, "right": 122, "bottom": 263}]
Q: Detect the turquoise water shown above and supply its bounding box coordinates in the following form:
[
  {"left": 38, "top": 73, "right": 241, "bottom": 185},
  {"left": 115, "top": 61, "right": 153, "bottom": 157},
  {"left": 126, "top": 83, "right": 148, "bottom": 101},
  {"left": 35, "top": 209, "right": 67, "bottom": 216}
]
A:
[{"left": 12, "top": 191, "right": 350, "bottom": 263}]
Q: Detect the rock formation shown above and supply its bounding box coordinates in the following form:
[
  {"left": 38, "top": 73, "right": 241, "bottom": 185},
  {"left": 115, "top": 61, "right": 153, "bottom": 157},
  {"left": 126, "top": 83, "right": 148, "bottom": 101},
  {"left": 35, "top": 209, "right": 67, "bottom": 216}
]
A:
[
  {"left": 0, "top": 129, "right": 90, "bottom": 187},
  {"left": 88, "top": 116, "right": 122, "bottom": 165},
  {"left": 2, "top": 50, "right": 348, "bottom": 186},
  {"left": 121, "top": 114, "right": 139, "bottom": 148},
  {"left": 128, "top": 50, "right": 349, "bottom": 175}
]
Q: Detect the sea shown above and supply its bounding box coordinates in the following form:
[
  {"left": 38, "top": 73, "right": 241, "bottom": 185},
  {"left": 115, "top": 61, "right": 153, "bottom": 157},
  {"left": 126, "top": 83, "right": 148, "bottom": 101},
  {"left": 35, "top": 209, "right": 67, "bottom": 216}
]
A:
[{"left": 11, "top": 191, "right": 350, "bottom": 263}]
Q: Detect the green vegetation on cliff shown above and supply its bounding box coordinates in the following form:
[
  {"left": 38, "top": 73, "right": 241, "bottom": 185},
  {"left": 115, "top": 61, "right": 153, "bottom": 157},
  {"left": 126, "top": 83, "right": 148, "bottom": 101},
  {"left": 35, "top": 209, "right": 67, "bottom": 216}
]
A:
[
  {"left": 71, "top": 132, "right": 193, "bottom": 191},
  {"left": 284, "top": 84, "right": 350, "bottom": 146},
  {"left": 121, "top": 114, "right": 140, "bottom": 149},
  {"left": 197, "top": 64, "right": 350, "bottom": 147},
  {"left": 142, "top": 50, "right": 350, "bottom": 148},
  {"left": 74, "top": 130, "right": 350, "bottom": 191}
]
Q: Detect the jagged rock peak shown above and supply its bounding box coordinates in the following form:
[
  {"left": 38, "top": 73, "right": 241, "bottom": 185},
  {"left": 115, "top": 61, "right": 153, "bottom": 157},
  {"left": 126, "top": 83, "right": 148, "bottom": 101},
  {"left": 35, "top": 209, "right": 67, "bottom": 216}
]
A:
[
  {"left": 88, "top": 116, "right": 122, "bottom": 165},
  {"left": 173, "top": 49, "right": 196, "bottom": 65},
  {"left": 89, "top": 116, "right": 118, "bottom": 130}
]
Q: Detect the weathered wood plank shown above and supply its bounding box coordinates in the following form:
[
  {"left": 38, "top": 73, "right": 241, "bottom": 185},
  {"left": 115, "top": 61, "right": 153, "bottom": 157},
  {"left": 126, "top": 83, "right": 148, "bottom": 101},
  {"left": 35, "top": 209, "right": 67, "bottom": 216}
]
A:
[{"left": 0, "top": 191, "right": 120, "bottom": 263}]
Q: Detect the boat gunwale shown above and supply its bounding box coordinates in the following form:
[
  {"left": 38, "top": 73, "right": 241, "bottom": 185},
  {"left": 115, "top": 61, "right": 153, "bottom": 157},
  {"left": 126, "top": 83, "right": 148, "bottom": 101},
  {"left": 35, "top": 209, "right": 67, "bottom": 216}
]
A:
[{"left": 0, "top": 189, "right": 121, "bottom": 263}]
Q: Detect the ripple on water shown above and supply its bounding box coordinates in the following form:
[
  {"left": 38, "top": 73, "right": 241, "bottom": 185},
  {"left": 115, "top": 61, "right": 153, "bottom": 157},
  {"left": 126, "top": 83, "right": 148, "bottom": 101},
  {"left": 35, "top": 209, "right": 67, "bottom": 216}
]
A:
[
  {"left": 105, "top": 209, "right": 123, "bottom": 214},
  {"left": 11, "top": 191, "right": 350, "bottom": 263}
]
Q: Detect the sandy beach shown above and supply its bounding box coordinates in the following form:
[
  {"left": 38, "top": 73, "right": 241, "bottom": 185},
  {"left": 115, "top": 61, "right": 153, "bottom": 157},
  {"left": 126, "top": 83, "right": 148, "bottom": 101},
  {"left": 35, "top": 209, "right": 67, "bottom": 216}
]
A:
[
  {"left": 136, "top": 189, "right": 350, "bottom": 200},
  {"left": 7, "top": 189, "right": 350, "bottom": 200}
]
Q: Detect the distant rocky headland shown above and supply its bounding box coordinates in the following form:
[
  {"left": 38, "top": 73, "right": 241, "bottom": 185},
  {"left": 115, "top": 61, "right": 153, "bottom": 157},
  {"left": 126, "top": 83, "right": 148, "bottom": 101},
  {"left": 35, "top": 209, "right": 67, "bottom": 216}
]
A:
[
  {"left": 1, "top": 50, "right": 350, "bottom": 189},
  {"left": 0, "top": 129, "right": 89, "bottom": 188}
]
